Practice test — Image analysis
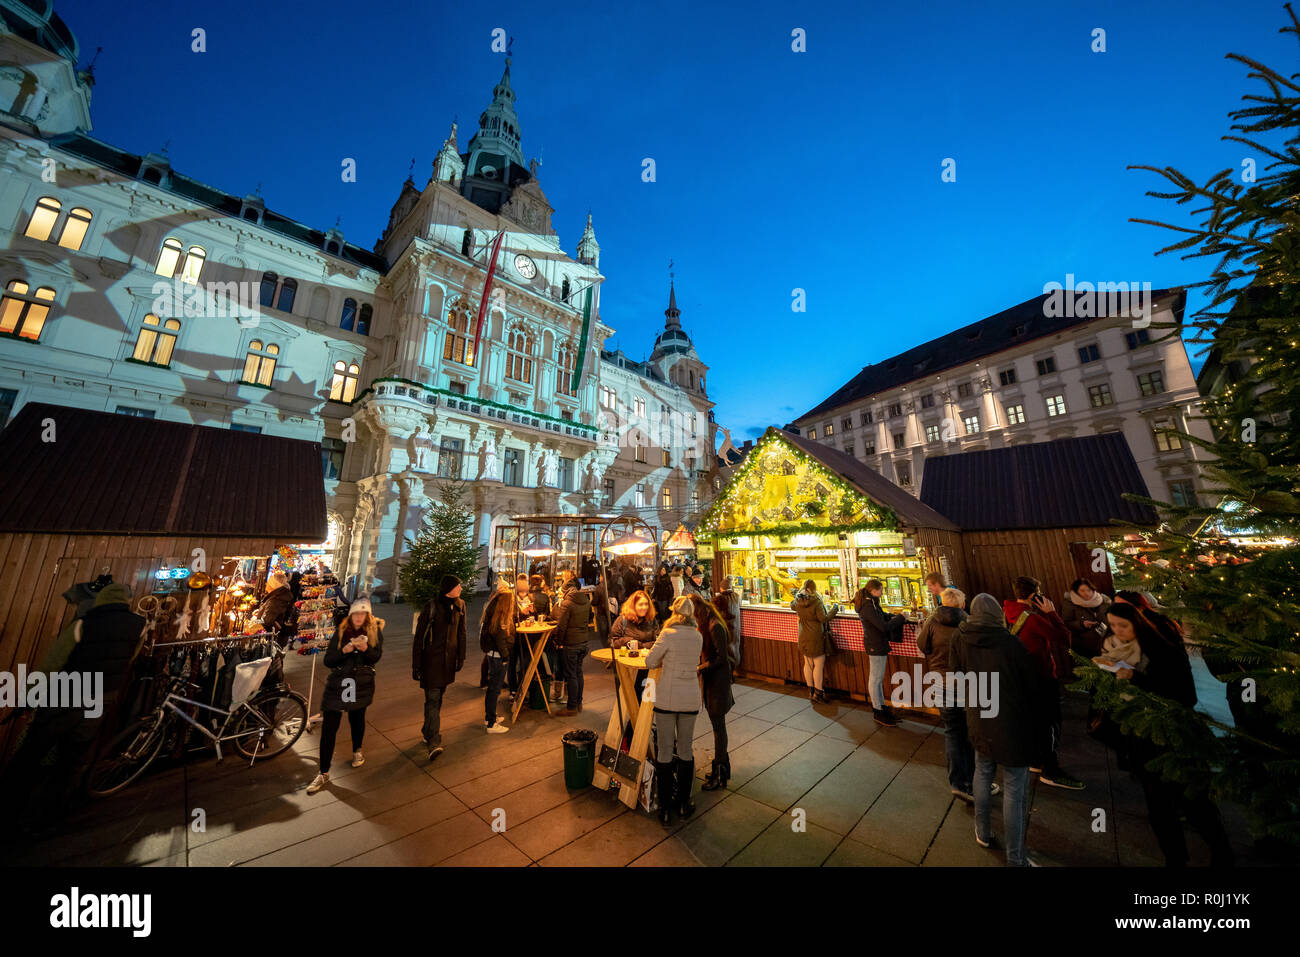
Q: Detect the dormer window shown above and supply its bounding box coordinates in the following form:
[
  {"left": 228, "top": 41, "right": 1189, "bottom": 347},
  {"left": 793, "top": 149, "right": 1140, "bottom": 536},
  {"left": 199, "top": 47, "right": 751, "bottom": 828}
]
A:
[
  {"left": 240, "top": 196, "right": 264, "bottom": 224},
  {"left": 324, "top": 238, "right": 342, "bottom": 256}
]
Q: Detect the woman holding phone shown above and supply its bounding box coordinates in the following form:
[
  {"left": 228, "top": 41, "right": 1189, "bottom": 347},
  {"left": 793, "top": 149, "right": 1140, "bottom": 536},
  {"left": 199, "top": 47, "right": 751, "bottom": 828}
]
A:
[{"left": 308, "top": 597, "right": 383, "bottom": 795}]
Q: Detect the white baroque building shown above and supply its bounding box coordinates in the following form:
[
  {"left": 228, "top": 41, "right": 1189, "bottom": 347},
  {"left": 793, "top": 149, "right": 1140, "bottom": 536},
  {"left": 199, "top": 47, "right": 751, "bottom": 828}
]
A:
[
  {"left": 0, "top": 1, "right": 716, "bottom": 595},
  {"left": 792, "top": 287, "right": 1213, "bottom": 508}
]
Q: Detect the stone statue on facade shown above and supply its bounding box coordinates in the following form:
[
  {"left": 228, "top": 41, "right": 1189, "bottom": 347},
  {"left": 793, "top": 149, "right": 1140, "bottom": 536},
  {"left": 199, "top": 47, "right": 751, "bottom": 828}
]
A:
[
  {"left": 409, "top": 423, "right": 435, "bottom": 472},
  {"left": 544, "top": 450, "right": 559, "bottom": 487},
  {"left": 479, "top": 434, "right": 498, "bottom": 481}
]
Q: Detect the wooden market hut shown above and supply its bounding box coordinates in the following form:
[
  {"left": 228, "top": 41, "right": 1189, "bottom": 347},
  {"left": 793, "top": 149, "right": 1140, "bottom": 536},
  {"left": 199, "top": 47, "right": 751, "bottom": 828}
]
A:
[
  {"left": 0, "top": 403, "right": 326, "bottom": 758},
  {"left": 918, "top": 431, "right": 1158, "bottom": 604},
  {"left": 698, "top": 427, "right": 965, "bottom": 700}
]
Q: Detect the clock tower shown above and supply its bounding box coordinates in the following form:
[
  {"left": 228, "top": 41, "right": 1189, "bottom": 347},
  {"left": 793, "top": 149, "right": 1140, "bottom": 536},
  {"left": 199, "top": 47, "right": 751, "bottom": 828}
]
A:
[{"left": 462, "top": 58, "right": 529, "bottom": 214}]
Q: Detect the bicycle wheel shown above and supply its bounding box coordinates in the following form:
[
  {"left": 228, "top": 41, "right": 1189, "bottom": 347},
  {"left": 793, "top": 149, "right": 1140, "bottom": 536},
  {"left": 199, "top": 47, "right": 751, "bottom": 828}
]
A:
[
  {"left": 85, "top": 713, "right": 168, "bottom": 797},
  {"left": 232, "top": 690, "right": 307, "bottom": 760}
]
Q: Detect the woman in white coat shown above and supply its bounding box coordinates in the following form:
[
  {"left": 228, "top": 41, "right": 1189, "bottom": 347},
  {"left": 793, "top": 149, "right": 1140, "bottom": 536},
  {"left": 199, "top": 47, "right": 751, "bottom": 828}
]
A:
[{"left": 645, "top": 595, "right": 703, "bottom": 827}]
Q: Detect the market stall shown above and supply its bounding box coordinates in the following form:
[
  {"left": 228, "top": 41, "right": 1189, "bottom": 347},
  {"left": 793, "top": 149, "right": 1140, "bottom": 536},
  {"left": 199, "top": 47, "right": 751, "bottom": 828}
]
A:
[{"left": 696, "top": 428, "right": 965, "bottom": 703}]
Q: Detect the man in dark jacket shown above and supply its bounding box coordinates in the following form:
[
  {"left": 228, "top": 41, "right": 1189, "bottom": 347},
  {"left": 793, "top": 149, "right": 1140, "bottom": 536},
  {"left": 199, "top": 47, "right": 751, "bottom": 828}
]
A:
[
  {"left": 950, "top": 593, "right": 1046, "bottom": 867},
  {"left": 915, "top": 587, "right": 976, "bottom": 799},
  {"left": 1003, "top": 576, "right": 1084, "bottom": 791},
  {"left": 255, "top": 570, "right": 297, "bottom": 647},
  {"left": 1, "top": 583, "right": 145, "bottom": 829},
  {"left": 854, "top": 579, "right": 904, "bottom": 725},
  {"left": 652, "top": 565, "right": 674, "bottom": 621},
  {"left": 591, "top": 574, "right": 612, "bottom": 647},
  {"left": 552, "top": 585, "right": 592, "bottom": 715},
  {"left": 412, "top": 574, "right": 466, "bottom": 761}
]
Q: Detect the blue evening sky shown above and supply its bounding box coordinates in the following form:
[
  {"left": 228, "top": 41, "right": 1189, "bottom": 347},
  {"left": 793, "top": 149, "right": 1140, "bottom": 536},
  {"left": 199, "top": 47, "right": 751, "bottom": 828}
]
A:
[{"left": 56, "top": 0, "right": 1296, "bottom": 441}]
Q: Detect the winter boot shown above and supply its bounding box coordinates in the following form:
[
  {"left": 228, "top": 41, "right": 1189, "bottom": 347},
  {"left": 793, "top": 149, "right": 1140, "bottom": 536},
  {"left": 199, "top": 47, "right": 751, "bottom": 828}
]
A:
[
  {"left": 674, "top": 758, "right": 696, "bottom": 819},
  {"left": 702, "top": 758, "right": 730, "bottom": 791},
  {"left": 655, "top": 761, "right": 675, "bottom": 827}
]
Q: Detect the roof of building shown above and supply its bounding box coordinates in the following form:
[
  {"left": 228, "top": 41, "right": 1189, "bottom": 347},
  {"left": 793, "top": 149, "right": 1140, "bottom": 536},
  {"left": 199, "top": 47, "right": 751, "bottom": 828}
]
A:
[
  {"left": 918, "top": 432, "right": 1157, "bottom": 531},
  {"left": 0, "top": 0, "right": 78, "bottom": 62},
  {"left": 775, "top": 428, "right": 961, "bottom": 531},
  {"left": 798, "top": 287, "right": 1186, "bottom": 422},
  {"left": 45, "top": 132, "right": 388, "bottom": 272},
  {"left": 0, "top": 403, "right": 327, "bottom": 540}
]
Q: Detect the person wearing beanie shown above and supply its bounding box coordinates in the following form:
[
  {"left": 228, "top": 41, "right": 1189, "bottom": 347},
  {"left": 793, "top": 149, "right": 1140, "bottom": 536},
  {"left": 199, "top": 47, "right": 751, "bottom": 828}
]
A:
[
  {"left": 949, "top": 593, "right": 1049, "bottom": 867},
  {"left": 412, "top": 574, "right": 466, "bottom": 761},
  {"left": 307, "top": 598, "right": 384, "bottom": 795}
]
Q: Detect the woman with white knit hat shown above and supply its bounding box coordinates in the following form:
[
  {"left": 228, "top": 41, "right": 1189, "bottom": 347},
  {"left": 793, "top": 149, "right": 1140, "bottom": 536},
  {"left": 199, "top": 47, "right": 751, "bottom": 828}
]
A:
[{"left": 307, "top": 597, "right": 384, "bottom": 795}]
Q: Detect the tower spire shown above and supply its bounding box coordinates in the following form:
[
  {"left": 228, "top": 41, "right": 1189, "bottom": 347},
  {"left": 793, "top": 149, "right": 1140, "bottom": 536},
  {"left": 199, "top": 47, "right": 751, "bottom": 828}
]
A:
[
  {"left": 576, "top": 211, "right": 600, "bottom": 267},
  {"left": 665, "top": 263, "right": 681, "bottom": 330}
]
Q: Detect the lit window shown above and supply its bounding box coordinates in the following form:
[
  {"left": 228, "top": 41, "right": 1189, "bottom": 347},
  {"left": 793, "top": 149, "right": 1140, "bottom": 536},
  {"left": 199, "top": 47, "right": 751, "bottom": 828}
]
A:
[
  {"left": 662, "top": 449, "right": 671, "bottom": 468},
  {"left": 242, "top": 340, "right": 279, "bottom": 386},
  {"left": 1088, "top": 383, "right": 1113, "bottom": 407},
  {"left": 963, "top": 414, "right": 980, "bottom": 434},
  {"left": 663, "top": 487, "right": 672, "bottom": 508},
  {"left": 1153, "top": 417, "right": 1183, "bottom": 452},
  {"left": 635, "top": 443, "right": 646, "bottom": 463},
  {"left": 180, "top": 245, "right": 205, "bottom": 285},
  {"left": 1036, "top": 356, "right": 1057, "bottom": 376},
  {"left": 57, "top": 207, "right": 93, "bottom": 250},
  {"left": 506, "top": 326, "right": 535, "bottom": 384},
  {"left": 556, "top": 342, "right": 577, "bottom": 396},
  {"left": 925, "top": 424, "right": 941, "bottom": 443},
  {"left": 633, "top": 397, "right": 646, "bottom": 418},
  {"left": 131, "top": 314, "right": 180, "bottom": 365},
  {"left": 809, "top": 428, "right": 817, "bottom": 439},
  {"left": 442, "top": 297, "right": 476, "bottom": 367},
  {"left": 0, "top": 280, "right": 56, "bottom": 341},
  {"left": 1006, "top": 403, "right": 1026, "bottom": 425},
  {"left": 1045, "top": 394, "right": 1066, "bottom": 416},
  {"left": 824, "top": 422, "right": 835, "bottom": 436},
  {"left": 329, "top": 361, "right": 360, "bottom": 402},
  {"left": 1137, "top": 371, "right": 1165, "bottom": 396},
  {"left": 340, "top": 297, "right": 357, "bottom": 331},
  {"left": 24, "top": 196, "right": 61, "bottom": 241},
  {"left": 635, "top": 485, "right": 647, "bottom": 508},
  {"left": 155, "top": 237, "right": 183, "bottom": 277},
  {"left": 599, "top": 386, "right": 617, "bottom": 409}
]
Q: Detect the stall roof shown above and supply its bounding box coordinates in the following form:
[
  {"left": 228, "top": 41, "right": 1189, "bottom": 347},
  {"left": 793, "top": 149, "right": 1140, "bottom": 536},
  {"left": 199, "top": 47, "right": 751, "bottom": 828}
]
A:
[
  {"left": 918, "top": 432, "right": 1157, "bottom": 530},
  {"left": 775, "top": 428, "right": 961, "bottom": 531},
  {"left": 0, "top": 403, "right": 328, "bottom": 540}
]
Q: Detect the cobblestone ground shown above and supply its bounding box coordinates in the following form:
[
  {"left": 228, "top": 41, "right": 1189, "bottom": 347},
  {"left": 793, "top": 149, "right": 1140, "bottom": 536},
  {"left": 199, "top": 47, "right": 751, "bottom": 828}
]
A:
[{"left": 1, "top": 601, "right": 1275, "bottom": 866}]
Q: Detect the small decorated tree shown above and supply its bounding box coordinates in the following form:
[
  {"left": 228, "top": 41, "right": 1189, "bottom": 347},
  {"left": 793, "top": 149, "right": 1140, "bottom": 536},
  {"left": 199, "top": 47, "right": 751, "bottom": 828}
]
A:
[{"left": 399, "top": 478, "right": 480, "bottom": 610}]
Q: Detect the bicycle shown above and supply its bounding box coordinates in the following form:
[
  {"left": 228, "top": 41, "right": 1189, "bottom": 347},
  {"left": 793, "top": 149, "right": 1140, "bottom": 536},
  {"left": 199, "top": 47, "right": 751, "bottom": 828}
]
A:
[{"left": 85, "top": 641, "right": 307, "bottom": 797}]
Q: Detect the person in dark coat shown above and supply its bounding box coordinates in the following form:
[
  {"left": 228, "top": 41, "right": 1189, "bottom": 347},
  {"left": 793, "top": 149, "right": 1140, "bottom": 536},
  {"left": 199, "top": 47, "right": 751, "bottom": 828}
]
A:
[
  {"left": 1104, "top": 602, "right": 1234, "bottom": 867},
  {"left": 528, "top": 575, "right": 553, "bottom": 620},
  {"left": 591, "top": 573, "right": 613, "bottom": 647},
  {"left": 792, "top": 581, "right": 835, "bottom": 704},
  {"left": 949, "top": 593, "right": 1047, "bottom": 867},
  {"left": 915, "top": 587, "right": 976, "bottom": 799},
  {"left": 412, "top": 575, "right": 466, "bottom": 761},
  {"left": 0, "top": 583, "right": 145, "bottom": 830},
  {"left": 480, "top": 581, "right": 516, "bottom": 734},
  {"left": 307, "top": 598, "right": 383, "bottom": 794},
  {"left": 552, "top": 583, "right": 592, "bottom": 715},
  {"left": 254, "top": 570, "right": 297, "bottom": 646},
  {"left": 854, "top": 578, "right": 903, "bottom": 725},
  {"left": 507, "top": 574, "right": 533, "bottom": 697},
  {"left": 1061, "top": 578, "right": 1111, "bottom": 655},
  {"left": 698, "top": 592, "right": 736, "bottom": 791},
  {"left": 651, "top": 564, "right": 674, "bottom": 622},
  {"left": 1004, "top": 576, "right": 1084, "bottom": 790}
]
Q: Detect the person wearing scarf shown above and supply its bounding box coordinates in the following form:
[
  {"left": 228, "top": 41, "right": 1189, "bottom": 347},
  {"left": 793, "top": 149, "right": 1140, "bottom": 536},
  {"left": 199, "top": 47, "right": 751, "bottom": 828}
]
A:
[
  {"left": 308, "top": 598, "right": 383, "bottom": 794},
  {"left": 1061, "top": 578, "right": 1112, "bottom": 655},
  {"left": 412, "top": 574, "right": 466, "bottom": 762}
]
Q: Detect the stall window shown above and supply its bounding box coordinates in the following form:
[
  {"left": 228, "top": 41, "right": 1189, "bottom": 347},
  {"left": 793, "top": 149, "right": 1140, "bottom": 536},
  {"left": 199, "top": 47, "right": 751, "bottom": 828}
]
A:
[
  {"left": 1006, "top": 403, "right": 1026, "bottom": 425},
  {"left": 925, "top": 424, "right": 941, "bottom": 443},
  {"left": 1137, "top": 370, "right": 1165, "bottom": 396},
  {"left": 1088, "top": 383, "right": 1113, "bottom": 407},
  {"left": 1153, "top": 417, "right": 1183, "bottom": 452},
  {"left": 241, "top": 340, "right": 279, "bottom": 386},
  {"left": 0, "top": 280, "right": 56, "bottom": 341},
  {"left": 1036, "top": 356, "right": 1057, "bottom": 376},
  {"left": 1045, "top": 394, "right": 1066, "bottom": 416},
  {"left": 329, "top": 360, "right": 360, "bottom": 402},
  {"left": 131, "top": 314, "right": 180, "bottom": 366},
  {"left": 321, "top": 436, "right": 346, "bottom": 479}
]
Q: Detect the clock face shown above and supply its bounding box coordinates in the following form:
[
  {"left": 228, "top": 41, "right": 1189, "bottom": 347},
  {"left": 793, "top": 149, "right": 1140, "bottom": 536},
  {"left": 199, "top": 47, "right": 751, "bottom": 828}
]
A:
[{"left": 514, "top": 253, "right": 538, "bottom": 279}]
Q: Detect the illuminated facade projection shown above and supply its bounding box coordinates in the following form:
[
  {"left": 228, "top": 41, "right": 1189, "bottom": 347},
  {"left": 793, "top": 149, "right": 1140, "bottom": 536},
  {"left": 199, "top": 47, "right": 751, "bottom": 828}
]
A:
[{"left": 0, "top": 1, "right": 716, "bottom": 594}]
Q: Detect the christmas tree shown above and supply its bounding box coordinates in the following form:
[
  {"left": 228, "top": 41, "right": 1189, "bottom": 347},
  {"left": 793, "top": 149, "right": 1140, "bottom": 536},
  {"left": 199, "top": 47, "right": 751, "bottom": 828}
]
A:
[
  {"left": 1072, "top": 5, "right": 1300, "bottom": 846},
  {"left": 398, "top": 478, "right": 481, "bottom": 609}
]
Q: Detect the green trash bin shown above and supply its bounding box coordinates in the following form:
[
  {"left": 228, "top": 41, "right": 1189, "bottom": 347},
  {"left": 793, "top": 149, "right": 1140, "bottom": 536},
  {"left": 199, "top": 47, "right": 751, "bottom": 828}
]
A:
[
  {"left": 562, "top": 729, "right": 598, "bottom": 789},
  {"left": 527, "top": 679, "right": 550, "bottom": 711}
]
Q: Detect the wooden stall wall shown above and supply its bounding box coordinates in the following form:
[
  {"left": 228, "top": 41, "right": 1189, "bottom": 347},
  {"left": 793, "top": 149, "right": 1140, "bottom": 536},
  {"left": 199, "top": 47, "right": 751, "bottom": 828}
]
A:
[
  {"left": 913, "top": 527, "right": 968, "bottom": 593},
  {"left": 958, "top": 526, "right": 1116, "bottom": 607},
  {"left": 0, "top": 533, "right": 280, "bottom": 762}
]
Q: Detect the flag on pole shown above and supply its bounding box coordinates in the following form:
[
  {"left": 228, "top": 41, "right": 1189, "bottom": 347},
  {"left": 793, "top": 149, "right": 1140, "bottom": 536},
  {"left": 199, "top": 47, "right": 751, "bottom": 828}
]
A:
[
  {"left": 470, "top": 229, "right": 506, "bottom": 368},
  {"left": 571, "top": 283, "right": 594, "bottom": 393}
]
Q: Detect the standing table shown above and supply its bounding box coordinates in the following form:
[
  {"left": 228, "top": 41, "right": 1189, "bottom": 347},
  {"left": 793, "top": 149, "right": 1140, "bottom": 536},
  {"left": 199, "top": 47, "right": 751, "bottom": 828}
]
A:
[
  {"left": 589, "top": 646, "right": 661, "bottom": 809},
  {"left": 512, "top": 621, "right": 557, "bottom": 723}
]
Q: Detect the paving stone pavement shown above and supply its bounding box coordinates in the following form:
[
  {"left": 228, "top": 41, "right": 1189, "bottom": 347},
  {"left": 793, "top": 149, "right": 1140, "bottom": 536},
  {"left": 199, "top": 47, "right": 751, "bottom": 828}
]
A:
[{"left": 1, "top": 601, "right": 1277, "bottom": 867}]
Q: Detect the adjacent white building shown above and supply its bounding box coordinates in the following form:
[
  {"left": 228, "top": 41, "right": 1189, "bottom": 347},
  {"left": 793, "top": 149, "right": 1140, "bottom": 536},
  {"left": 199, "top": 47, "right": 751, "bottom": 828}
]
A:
[
  {"left": 0, "top": 1, "right": 716, "bottom": 595},
  {"left": 792, "top": 288, "right": 1213, "bottom": 508}
]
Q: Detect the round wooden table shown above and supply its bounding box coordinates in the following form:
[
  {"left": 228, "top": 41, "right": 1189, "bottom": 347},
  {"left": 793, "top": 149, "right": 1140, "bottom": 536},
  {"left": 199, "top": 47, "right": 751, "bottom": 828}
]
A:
[
  {"left": 589, "top": 646, "right": 662, "bottom": 809},
  {"left": 511, "top": 621, "right": 557, "bottom": 723}
]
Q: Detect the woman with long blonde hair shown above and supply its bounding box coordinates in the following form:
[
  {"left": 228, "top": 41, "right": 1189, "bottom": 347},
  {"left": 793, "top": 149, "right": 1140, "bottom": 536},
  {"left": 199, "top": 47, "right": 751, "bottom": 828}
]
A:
[
  {"left": 645, "top": 595, "right": 703, "bottom": 826},
  {"left": 308, "top": 597, "right": 384, "bottom": 795}
]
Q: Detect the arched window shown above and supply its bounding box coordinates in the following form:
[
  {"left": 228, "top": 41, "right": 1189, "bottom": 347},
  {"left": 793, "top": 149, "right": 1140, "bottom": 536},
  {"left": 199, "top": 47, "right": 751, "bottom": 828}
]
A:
[
  {"left": 155, "top": 237, "right": 183, "bottom": 277},
  {"left": 357, "top": 303, "right": 372, "bottom": 336},
  {"left": 329, "top": 360, "right": 360, "bottom": 402},
  {"left": 689, "top": 368, "right": 695, "bottom": 389},
  {"left": 556, "top": 341, "right": 577, "bottom": 397},
  {"left": 461, "top": 228, "right": 473, "bottom": 257},
  {"left": 443, "top": 297, "right": 475, "bottom": 366},
  {"left": 276, "top": 277, "right": 297, "bottom": 313},
  {"left": 241, "top": 340, "right": 279, "bottom": 386},
  {"left": 561, "top": 277, "right": 570, "bottom": 300},
  {"left": 180, "top": 245, "right": 206, "bottom": 285},
  {"left": 58, "top": 207, "right": 93, "bottom": 250},
  {"left": 131, "top": 314, "right": 180, "bottom": 366},
  {"left": 506, "top": 325, "right": 534, "bottom": 383},
  {"left": 0, "top": 280, "right": 56, "bottom": 341},
  {"left": 260, "top": 272, "right": 278, "bottom": 308},
  {"left": 340, "top": 297, "right": 356, "bottom": 332},
  {"left": 23, "top": 196, "right": 61, "bottom": 241},
  {"left": 243, "top": 207, "right": 260, "bottom": 222}
]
